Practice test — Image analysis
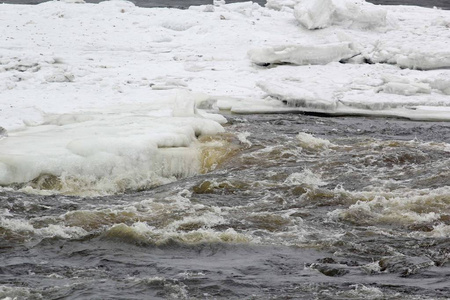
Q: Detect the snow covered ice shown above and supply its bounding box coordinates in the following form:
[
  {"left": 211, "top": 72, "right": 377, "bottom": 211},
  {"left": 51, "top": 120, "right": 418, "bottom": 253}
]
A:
[
  {"left": 293, "top": 0, "right": 388, "bottom": 30},
  {"left": 248, "top": 42, "right": 358, "bottom": 66},
  {"left": 0, "top": 0, "right": 450, "bottom": 194},
  {"left": 0, "top": 105, "right": 225, "bottom": 195}
]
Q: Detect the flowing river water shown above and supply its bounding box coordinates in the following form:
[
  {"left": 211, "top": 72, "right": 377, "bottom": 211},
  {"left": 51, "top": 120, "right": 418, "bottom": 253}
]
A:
[
  {"left": 2, "top": 113, "right": 450, "bottom": 299},
  {"left": 1, "top": 1, "right": 450, "bottom": 299}
]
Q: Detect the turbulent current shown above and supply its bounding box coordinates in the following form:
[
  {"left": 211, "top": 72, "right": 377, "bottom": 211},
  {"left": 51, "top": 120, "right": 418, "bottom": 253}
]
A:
[{"left": 2, "top": 114, "right": 450, "bottom": 299}]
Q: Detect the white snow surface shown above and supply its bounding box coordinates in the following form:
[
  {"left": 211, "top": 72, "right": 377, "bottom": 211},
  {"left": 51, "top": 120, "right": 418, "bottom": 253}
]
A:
[
  {"left": 293, "top": 0, "right": 388, "bottom": 30},
  {"left": 0, "top": 0, "right": 449, "bottom": 193}
]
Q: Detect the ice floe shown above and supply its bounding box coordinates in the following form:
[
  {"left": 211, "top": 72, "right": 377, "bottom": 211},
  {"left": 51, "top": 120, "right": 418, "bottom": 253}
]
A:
[
  {"left": 0, "top": 94, "right": 225, "bottom": 195},
  {"left": 293, "top": 0, "right": 388, "bottom": 30},
  {"left": 248, "top": 42, "right": 358, "bottom": 66}
]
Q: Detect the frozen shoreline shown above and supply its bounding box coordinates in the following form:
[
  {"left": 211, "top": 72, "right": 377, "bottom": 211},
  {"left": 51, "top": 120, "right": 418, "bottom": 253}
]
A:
[
  {"left": 1, "top": 0, "right": 449, "bottom": 131},
  {"left": 1, "top": 0, "right": 449, "bottom": 193}
]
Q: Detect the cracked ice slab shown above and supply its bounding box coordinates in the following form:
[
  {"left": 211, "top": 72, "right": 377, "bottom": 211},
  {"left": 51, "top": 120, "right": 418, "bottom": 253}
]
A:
[
  {"left": 294, "top": 0, "right": 388, "bottom": 30},
  {"left": 248, "top": 42, "right": 358, "bottom": 66}
]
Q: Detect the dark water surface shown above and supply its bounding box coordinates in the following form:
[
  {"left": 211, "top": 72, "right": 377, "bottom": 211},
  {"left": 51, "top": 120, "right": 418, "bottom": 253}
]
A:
[{"left": 2, "top": 0, "right": 450, "bottom": 9}]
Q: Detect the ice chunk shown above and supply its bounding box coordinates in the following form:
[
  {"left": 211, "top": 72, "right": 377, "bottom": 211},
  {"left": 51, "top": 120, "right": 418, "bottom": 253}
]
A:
[
  {"left": 213, "top": 0, "right": 226, "bottom": 6},
  {"left": 429, "top": 77, "right": 450, "bottom": 95},
  {"left": 367, "top": 43, "right": 450, "bottom": 70},
  {"left": 45, "top": 69, "right": 75, "bottom": 83},
  {"left": 0, "top": 100, "right": 225, "bottom": 195},
  {"left": 394, "top": 52, "right": 450, "bottom": 70},
  {"left": 376, "top": 51, "right": 450, "bottom": 70},
  {"left": 203, "top": 5, "right": 215, "bottom": 12},
  {"left": 380, "top": 75, "right": 431, "bottom": 96},
  {"left": 151, "top": 78, "right": 189, "bottom": 91},
  {"left": 266, "top": 0, "right": 298, "bottom": 11},
  {"left": 294, "top": 0, "right": 387, "bottom": 30},
  {"left": 293, "top": 0, "right": 335, "bottom": 29},
  {"left": 382, "top": 82, "right": 431, "bottom": 96},
  {"left": 248, "top": 42, "right": 357, "bottom": 66},
  {"left": 257, "top": 81, "right": 337, "bottom": 110}
]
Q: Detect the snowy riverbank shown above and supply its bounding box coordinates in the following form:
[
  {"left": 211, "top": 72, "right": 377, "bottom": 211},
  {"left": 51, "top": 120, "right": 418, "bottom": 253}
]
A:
[{"left": 1, "top": 0, "right": 449, "bottom": 193}]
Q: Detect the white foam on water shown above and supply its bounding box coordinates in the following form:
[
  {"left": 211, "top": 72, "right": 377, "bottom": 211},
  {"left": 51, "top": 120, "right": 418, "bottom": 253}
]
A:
[
  {"left": 327, "top": 186, "right": 450, "bottom": 237},
  {"left": 72, "top": 191, "right": 248, "bottom": 245},
  {"left": 284, "top": 169, "right": 327, "bottom": 187},
  {"left": 124, "top": 276, "right": 189, "bottom": 299},
  {"left": 237, "top": 131, "right": 252, "bottom": 147},
  {"left": 0, "top": 216, "right": 88, "bottom": 240},
  {"left": 167, "top": 213, "right": 227, "bottom": 232},
  {"left": 0, "top": 286, "right": 40, "bottom": 300},
  {"left": 60, "top": 191, "right": 245, "bottom": 245},
  {"left": 102, "top": 222, "right": 255, "bottom": 245},
  {"left": 335, "top": 284, "right": 384, "bottom": 299},
  {"left": 411, "top": 223, "right": 450, "bottom": 238},
  {"left": 296, "top": 132, "right": 333, "bottom": 151}
]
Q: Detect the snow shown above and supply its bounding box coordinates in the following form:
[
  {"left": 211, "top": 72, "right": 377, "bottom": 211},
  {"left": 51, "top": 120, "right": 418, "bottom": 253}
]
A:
[
  {"left": 293, "top": 0, "right": 388, "bottom": 30},
  {"left": 0, "top": 0, "right": 449, "bottom": 194}
]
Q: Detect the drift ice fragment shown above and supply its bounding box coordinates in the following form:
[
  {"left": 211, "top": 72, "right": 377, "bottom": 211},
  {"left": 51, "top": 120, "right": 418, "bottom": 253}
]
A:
[
  {"left": 248, "top": 42, "right": 358, "bottom": 66},
  {"left": 293, "top": 0, "right": 387, "bottom": 30},
  {"left": 257, "top": 81, "right": 337, "bottom": 110},
  {"left": 368, "top": 49, "right": 450, "bottom": 70},
  {"left": 293, "top": 0, "right": 335, "bottom": 29}
]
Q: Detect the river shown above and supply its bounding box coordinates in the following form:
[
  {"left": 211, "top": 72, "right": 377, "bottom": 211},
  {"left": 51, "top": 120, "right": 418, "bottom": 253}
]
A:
[{"left": 2, "top": 0, "right": 450, "bottom": 9}]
